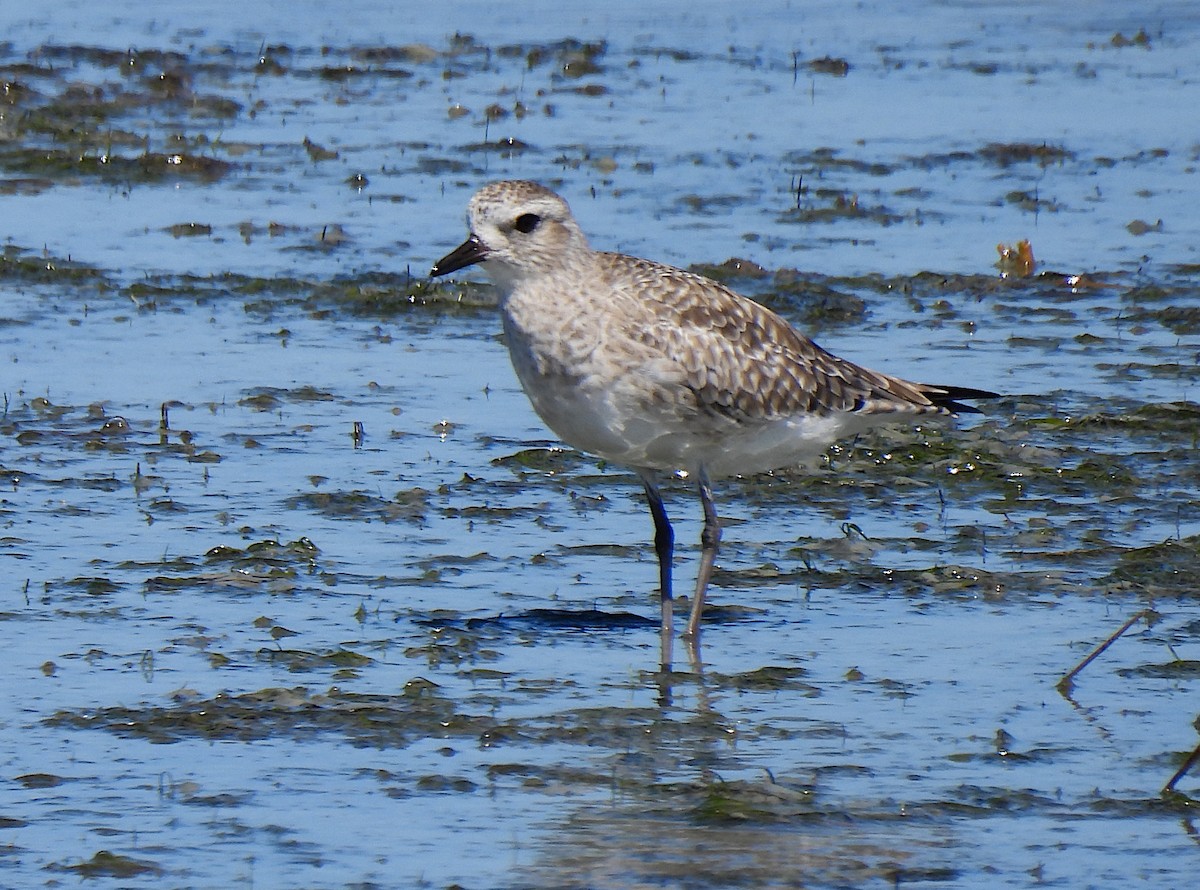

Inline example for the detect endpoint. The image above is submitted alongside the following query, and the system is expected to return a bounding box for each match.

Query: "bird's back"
[593,251,968,421]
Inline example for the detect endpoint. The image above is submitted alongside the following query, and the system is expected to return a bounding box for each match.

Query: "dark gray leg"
[686,466,721,640]
[639,470,674,670]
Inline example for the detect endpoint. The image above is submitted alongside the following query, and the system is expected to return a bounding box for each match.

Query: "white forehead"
[467,180,572,226]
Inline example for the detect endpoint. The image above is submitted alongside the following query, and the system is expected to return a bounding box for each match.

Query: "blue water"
[2,1,1199,887]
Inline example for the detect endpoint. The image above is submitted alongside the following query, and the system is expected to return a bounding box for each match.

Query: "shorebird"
[431,180,996,666]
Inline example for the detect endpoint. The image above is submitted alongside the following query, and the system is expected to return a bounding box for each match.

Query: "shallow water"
[3,1,1200,887]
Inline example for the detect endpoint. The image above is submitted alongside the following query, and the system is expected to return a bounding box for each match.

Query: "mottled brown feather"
[600,252,948,423]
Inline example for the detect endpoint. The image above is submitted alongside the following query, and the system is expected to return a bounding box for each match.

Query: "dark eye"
[513,213,542,234]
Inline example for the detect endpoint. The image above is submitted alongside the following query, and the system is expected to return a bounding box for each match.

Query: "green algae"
[286,488,430,523]
[50,850,163,878]
[0,147,234,182]
[47,684,489,746]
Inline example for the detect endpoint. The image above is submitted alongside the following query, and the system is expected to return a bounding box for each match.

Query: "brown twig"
[1164,738,1200,796]
[1056,609,1155,697]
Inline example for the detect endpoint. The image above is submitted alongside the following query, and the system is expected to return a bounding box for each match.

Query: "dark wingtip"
[925,384,1001,415]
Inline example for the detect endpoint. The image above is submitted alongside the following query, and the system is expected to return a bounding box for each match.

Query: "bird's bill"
[430,234,489,277]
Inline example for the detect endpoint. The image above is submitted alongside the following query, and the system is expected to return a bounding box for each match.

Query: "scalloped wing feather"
[601,253,949,423]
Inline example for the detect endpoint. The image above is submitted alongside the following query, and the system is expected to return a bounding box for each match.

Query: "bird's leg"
[640,471,674,671]
[685,467,721,641]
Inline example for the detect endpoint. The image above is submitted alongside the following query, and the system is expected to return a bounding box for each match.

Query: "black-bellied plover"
[432,180,996,667]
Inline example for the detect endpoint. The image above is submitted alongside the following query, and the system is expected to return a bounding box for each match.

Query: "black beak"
[430,234,489,277]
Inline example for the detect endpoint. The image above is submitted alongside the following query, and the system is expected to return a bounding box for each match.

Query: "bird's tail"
[920,384,1000,415]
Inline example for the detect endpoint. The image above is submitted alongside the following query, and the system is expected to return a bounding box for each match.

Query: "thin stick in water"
[1056,609,1155,696]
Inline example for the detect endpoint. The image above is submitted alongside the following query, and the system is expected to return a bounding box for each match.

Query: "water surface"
[2,1,1199,887]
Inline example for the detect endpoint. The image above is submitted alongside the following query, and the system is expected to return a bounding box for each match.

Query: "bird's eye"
[513,213,542,234]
